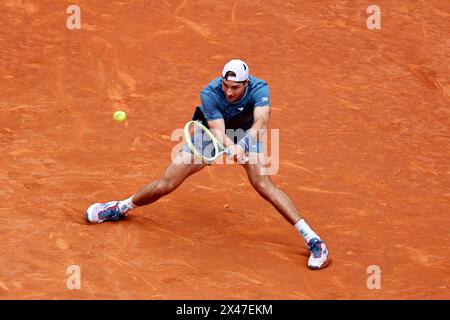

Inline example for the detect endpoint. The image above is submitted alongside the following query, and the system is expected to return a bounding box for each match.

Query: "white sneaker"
[86,201,125,223]
[307,238,329,270]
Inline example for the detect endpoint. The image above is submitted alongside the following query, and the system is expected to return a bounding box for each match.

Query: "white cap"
[221,59,249,82]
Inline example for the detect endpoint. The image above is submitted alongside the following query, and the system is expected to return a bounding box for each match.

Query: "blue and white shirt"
[198,76,270,131]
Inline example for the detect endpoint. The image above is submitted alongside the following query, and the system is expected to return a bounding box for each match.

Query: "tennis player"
[86,59,329,269]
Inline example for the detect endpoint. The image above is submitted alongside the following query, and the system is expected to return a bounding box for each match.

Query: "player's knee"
[251,179,272,196]
[156,179,176,195]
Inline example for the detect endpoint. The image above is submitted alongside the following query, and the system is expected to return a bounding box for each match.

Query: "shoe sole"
[308,257,330,270]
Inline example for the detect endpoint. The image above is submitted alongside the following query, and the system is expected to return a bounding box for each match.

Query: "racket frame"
[183,120,230,163]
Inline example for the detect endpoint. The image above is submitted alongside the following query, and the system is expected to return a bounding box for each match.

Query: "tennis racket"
[183,120,231,163]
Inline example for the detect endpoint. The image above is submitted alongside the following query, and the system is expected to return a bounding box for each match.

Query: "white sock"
[294,219,320,243]
[118,196,137,214]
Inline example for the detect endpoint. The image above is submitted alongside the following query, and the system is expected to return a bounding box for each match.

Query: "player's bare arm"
[249,105,271,137]
[207,118,235,148]
[230,106,271,163]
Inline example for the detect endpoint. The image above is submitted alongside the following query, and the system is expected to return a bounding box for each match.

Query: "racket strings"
[187,122,217,158]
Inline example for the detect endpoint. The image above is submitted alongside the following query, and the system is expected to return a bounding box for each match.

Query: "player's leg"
[243,149,329,269]
[243,154,301,225]
[86,150,207,223]
[132,151,207,206]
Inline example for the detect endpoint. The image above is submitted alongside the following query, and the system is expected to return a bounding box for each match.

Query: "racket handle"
[224,148,232,156]
[223,148,248,163]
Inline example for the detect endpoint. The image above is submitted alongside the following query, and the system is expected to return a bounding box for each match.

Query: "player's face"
[221,79,247,103]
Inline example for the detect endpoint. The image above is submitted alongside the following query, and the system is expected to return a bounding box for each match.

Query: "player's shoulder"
[201,77,222,95]
[248,76,269,98]
[248,76,269,91]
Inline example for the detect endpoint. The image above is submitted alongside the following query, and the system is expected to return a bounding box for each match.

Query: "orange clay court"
[0,0,449,299]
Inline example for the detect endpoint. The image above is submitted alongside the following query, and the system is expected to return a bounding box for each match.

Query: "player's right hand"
[227,144,248,164]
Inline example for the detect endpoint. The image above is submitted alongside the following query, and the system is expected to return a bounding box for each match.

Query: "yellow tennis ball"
[113,110,126,122]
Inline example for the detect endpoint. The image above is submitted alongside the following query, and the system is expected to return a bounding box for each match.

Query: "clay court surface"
[1,0,449,299]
